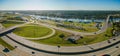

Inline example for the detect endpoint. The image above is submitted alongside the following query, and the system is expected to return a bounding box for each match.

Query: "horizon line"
[0,9,120,11]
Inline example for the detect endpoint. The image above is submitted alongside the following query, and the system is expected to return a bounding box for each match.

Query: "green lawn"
[6,17,23,21]
[78,28,112,44]
[31,30,74,46]
[31,27,112,46]
[68,27,99,32]
[2,14,23,21]
[3,14,19,17]
[0,38,14,50]
[60,22,100,32]
[39,20,57,26]
[63,22,96,27]
[13,25,53,38]
[1,21,24,28]
[40,20,99,32]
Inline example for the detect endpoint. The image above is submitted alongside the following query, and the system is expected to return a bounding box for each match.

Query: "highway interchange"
[0,13,120,56]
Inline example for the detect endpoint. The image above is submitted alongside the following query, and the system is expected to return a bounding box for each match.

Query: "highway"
[0,14,120,56]
[0,22,29,36]
[0,15,112,53]
[1,33,120,56]
[0,15,111,37]
[32,15,111,36]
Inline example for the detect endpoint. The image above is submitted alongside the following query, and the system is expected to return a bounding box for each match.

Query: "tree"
[59,34,65,38]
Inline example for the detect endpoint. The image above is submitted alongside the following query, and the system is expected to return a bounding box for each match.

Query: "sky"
[0,0,120,10]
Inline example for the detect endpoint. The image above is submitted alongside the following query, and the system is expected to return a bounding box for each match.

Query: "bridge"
[0,23,29,37]
[0,14,119,37]
[0,14,120,55]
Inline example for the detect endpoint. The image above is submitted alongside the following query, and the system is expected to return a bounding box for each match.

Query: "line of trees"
[16,10,120,19]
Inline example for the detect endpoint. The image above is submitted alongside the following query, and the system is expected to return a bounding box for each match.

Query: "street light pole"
[57,45,61,56]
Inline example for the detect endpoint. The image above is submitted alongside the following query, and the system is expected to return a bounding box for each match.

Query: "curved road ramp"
[5,32,120,55]
[0,15,120,55]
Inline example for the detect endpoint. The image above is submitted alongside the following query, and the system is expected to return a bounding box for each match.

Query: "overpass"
[0,14,117,37]
[0,14,117,39]
[0,14,120,55]
[0,23,29,37]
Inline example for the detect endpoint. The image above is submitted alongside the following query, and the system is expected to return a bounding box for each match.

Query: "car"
[117,54,120,56]
[102,54,111,56]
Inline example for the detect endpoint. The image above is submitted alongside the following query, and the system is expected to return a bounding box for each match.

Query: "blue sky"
[0,0,120,10]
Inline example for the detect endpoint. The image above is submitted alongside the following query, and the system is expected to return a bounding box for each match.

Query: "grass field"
[39,20,57,26]
[1,21,24,28]
[31,30,73,46]
[77,28,112,45]
[13,25,53,38]
[39,20,99,32]
[68,27,99,32]
[63,21,96,26]
[2,14,23,21]
[60,22,100,32]
[31,27,112,46]
[0,38,14,50]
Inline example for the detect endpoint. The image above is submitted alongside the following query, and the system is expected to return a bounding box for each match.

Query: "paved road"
[0,22,30,36]
[1,15,119,53]
[0,15,111,40]
[0,14,120,56]
[32,15,111,36]
[0,23,32,56]
[6,32,120,53]
[0,45,7,56]
[1,32,120,56]
[0,17,56,40]
[1,24,120,56]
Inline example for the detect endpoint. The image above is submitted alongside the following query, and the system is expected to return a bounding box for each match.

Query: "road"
[0,15,112,53]
[1,33,120,56]
[0,18,56,40]
[0,15,119,52]
[0,14,120,56]
[32,15,111,36]
[0,22,32,56]
[0,15,112,39]
[0,22,29,36]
